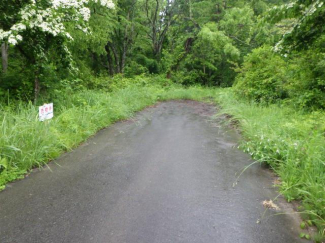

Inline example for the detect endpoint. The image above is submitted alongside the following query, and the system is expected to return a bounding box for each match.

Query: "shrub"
[124,61,148,77]
[234,45,288,103]
[285,49,325,110]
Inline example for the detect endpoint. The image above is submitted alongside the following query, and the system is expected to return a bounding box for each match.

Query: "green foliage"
[179,22,240,86]
[234,45,288,103]
[299,233,311,240]
[0,0,300,97]
[124,61,148,77]
[218,6,255,49]
[285,45,325,109]
[266,0,325,52]
[135,54,159,74]
[234,42,325,109]
[104,74,149,91]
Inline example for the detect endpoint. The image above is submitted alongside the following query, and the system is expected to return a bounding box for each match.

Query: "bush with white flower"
[0,0,114,101]
[0,0,114,46]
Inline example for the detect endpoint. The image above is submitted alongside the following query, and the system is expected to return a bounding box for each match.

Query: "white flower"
[2,0,115,50]
[66,33,73,40]
[98,0,115,8]
[0,29,11,40]
[16,35,23,41]
[11,23,26,31]
[8,37,18,45]
[80,7,91,21]
[36,14,43,22]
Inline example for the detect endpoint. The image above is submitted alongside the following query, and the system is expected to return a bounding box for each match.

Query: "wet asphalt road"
[0,101,305,243]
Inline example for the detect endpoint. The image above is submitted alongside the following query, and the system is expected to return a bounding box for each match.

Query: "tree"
[105,0,140,74]
[0,0,114,102]
[0,0,30,74]
[184,22,240,85]
[143,0,177,60]
[267,0,325,52]
[164,1,259,85]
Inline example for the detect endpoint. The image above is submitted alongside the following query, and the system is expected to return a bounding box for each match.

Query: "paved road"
[0,101,305,243]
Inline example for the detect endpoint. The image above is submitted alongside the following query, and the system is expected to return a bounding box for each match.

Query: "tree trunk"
[121,47,127,73]
[108,43,120,73]
[120,11,131,74]
[34,70,40,105]
[169,37,194,74]
[105,45,114,76]
[223,0,227,9]
[1,43,8,74]
[166,71,171,79]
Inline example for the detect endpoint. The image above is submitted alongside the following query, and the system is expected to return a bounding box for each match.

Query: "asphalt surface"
[0,101,305,243]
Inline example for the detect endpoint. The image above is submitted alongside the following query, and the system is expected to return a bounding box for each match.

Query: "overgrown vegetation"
[1,0,325,240]
[0,81,215,189]
[216,89,325,239]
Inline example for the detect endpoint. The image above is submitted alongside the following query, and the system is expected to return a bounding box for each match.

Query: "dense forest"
[1,0,324,108]
[1,0,325,241]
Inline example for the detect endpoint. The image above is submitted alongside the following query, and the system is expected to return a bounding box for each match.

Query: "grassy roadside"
[0,84,215,189]
[215,88,325,240]
[0,83,324,239]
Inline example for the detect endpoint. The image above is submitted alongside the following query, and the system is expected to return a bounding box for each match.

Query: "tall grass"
[215,88,325,238]
[0,85,215,188]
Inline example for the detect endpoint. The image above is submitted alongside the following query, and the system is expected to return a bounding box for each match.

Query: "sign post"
[39,103,54,121]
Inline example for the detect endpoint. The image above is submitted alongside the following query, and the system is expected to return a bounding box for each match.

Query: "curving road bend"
[0,101,306,243]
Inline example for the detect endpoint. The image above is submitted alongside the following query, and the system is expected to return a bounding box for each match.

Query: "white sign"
[39,103,54,121]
